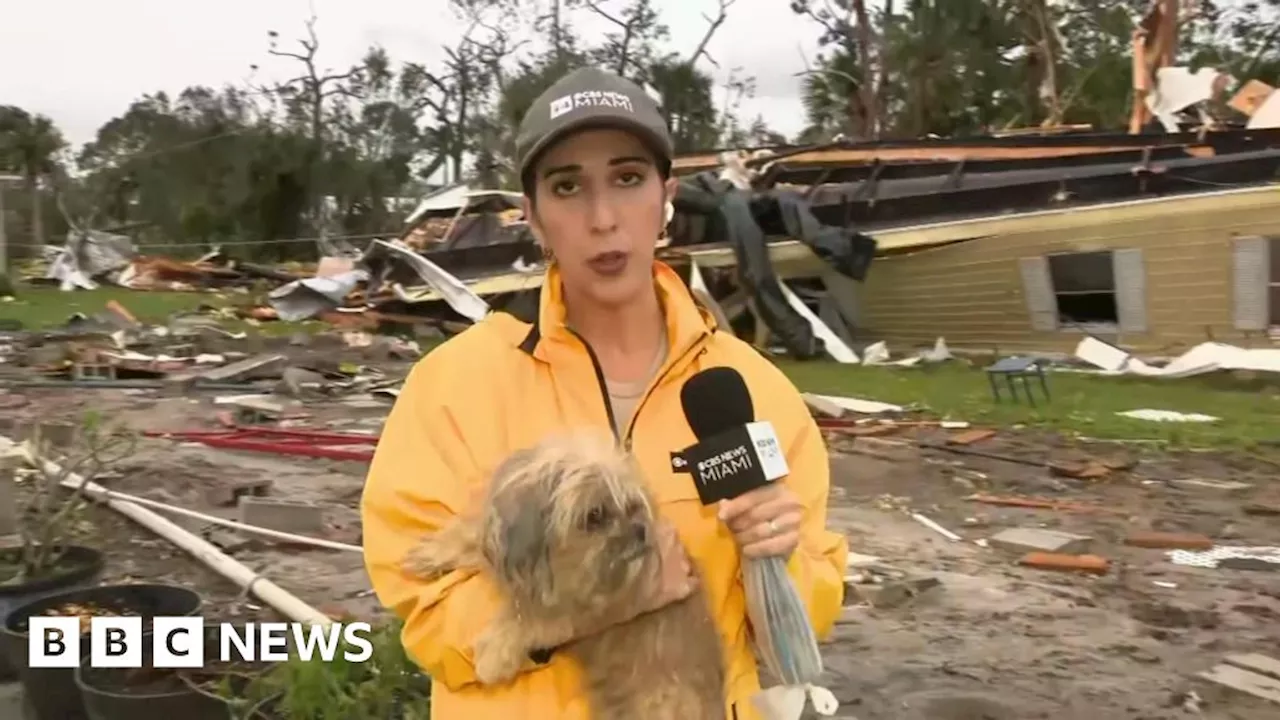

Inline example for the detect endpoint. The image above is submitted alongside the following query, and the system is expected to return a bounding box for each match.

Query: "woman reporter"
[361,67,847,719]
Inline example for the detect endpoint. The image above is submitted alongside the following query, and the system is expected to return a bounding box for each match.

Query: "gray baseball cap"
[516,67,673,190]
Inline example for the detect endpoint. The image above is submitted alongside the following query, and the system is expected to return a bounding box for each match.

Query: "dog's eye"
[583,506,610,530]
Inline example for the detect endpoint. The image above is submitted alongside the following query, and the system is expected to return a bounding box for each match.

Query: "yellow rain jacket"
[362,261,848,719]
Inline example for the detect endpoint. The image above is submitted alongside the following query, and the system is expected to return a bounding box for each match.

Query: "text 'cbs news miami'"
[28,617,373,668]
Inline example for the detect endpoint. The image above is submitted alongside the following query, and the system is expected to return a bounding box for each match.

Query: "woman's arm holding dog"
[361,357,507,692]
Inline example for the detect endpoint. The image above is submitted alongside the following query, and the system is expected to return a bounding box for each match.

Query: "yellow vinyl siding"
[855,185,1280,354]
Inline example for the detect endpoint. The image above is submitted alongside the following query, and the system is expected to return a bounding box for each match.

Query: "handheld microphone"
[672,367,789,505]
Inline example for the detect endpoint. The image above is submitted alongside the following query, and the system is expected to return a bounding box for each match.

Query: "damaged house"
[849,182,1280,354]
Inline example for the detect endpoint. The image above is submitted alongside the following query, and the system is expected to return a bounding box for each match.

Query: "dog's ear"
[484,496,555,605]
[482,447,563,607]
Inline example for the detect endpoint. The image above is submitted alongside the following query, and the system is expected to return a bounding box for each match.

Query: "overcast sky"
[0,0,822,150]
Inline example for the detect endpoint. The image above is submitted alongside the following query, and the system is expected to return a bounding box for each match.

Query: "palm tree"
[0,106,67,247]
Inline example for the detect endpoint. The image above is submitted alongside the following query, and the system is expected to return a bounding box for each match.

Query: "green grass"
[778,360,1280,449]
[0,284,324,337]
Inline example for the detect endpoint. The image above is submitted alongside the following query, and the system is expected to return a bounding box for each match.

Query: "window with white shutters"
[1021,249,1150,333]
[1232,236,1270,331]
[1271,237,1280,328]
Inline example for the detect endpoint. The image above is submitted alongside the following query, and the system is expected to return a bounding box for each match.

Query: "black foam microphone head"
[680,366,755,440]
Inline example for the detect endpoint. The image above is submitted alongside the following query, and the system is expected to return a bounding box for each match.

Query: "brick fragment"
[1019,552,1109,574]
[1124,531,1214,550]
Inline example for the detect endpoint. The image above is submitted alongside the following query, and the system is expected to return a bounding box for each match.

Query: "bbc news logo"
[28,617,374,668]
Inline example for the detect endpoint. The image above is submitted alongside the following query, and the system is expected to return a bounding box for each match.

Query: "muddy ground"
[3,372,1278,720]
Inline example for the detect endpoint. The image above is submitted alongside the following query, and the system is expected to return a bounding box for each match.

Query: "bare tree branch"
[688,0,736,68]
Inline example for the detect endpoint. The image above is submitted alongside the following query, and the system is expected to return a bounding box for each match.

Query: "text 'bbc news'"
[28,618,373,668]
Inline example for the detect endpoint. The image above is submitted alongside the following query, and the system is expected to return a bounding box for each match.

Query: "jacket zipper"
[568,329,709,449]
[622,335,708,450]
[567,328,621,442]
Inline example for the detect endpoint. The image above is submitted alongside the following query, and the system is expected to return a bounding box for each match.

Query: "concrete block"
[989,527,1091,555]
[29,422,76,450]
[851,576,942,609]
[205,477,273,508]
[238,497,325,535]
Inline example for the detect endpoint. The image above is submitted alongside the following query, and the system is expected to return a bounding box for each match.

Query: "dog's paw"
[473,627,527,686]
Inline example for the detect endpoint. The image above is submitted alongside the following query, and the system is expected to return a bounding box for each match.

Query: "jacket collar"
[517,260,716,361]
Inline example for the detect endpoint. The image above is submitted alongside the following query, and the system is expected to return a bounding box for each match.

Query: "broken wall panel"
[851,184,1280,354]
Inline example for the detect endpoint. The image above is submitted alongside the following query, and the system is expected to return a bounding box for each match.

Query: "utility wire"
[4,231,388,250]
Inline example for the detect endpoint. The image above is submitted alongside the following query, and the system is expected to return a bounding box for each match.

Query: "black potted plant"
[0,416,204,720]
[233,620,431,720]
[76,624,264,720]
[5,582,204,720]
[0,419,122,679]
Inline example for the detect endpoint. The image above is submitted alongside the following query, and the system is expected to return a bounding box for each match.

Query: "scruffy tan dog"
[403,432,726,719]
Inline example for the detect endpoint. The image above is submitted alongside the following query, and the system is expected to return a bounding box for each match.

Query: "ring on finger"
[767,519,778,536]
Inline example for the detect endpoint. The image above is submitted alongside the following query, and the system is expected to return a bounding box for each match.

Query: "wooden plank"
[1197,663,1280,706]
[199,354,286,383]
[1224,654,1280,681]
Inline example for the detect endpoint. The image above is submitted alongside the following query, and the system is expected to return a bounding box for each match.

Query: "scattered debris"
[1197,653,1280,708]
[1125,531,1214,550]
[145,427,378,462]
[803,393,904,416]
[946,428,996,445]
[1168,546,1280,571]
[989,528,1092,555]
[238,497,327,536]
[967,494,1125,515]
[1243,501,1280,517]
[851,575,943,610]
[1075,336,1280,378]
[1168,478,1252,492]
[910,512,962,542]
[1117,409,1219,423]
[1019,552,1110,575]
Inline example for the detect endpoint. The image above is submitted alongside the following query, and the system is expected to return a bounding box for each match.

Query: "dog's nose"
[632,522,648,544]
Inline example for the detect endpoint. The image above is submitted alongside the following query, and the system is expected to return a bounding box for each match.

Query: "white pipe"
[11,440,333,627]
[910,512,962,542]
[84,486,361,554]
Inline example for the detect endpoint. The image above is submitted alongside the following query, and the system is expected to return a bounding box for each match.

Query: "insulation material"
[1145,66,1229,132]
[1167,546,1280,570]
[1117,409,1218,422]
[1074,336,1280,378]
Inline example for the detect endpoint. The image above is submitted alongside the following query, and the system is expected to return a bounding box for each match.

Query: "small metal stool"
[985,356,1049,406]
